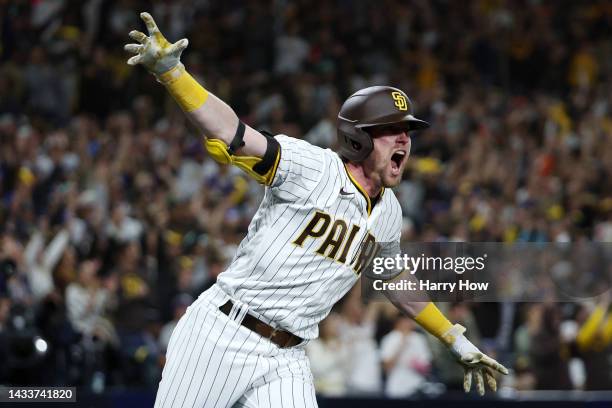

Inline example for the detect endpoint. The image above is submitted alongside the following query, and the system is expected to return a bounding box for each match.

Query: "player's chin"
[378,160,404,188]
[383,168,403,187]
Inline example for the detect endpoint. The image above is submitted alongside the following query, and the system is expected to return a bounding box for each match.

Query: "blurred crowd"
[0,0,610,396]
[310,286,611,397]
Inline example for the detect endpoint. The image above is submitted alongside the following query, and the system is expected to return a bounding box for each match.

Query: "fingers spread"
[475,369,485,396]
[124,44,142,54]
[168,38,189,55]
[463,369,473,393]
[129,30,148,44]
[127,55,142,66]
[140,12,159,35]
[485,368,497,392]
[481,354,509,375]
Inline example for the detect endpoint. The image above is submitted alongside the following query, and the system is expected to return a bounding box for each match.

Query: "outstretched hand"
[458,348,508,395]
[444,324,508,395]
[124,12,188,76]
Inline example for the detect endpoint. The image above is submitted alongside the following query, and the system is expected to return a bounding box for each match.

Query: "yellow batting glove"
[124,12,188,76]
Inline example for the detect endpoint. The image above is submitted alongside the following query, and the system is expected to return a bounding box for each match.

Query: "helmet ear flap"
[337,122,373,162]
[353,128,373,160]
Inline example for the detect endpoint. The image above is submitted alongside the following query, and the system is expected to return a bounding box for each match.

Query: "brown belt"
[219,300,302,348]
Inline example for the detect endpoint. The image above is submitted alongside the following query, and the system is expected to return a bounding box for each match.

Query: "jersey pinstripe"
[216,135,403,340]
[155,285,318,408]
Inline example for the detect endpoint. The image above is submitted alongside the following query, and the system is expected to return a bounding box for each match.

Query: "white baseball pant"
[154,284,318,408]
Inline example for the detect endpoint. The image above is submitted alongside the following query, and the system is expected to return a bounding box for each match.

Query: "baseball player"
[124,12,508,408]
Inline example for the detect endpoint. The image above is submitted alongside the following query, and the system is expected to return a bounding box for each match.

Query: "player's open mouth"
[390,150,406,175]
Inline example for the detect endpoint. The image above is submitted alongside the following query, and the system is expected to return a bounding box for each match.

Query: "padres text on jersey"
[217,135,403,339]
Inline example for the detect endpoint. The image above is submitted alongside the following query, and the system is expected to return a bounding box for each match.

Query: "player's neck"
[345,162,382,198]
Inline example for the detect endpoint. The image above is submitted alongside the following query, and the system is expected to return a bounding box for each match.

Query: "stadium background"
[0,0,610,406]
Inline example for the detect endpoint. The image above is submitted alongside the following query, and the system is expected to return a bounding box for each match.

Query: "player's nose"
[396,131,410,144]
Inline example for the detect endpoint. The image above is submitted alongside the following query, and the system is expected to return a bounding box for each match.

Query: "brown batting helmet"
[337,86,429,162]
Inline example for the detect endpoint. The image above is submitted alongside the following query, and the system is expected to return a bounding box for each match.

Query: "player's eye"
[369,125,407,137]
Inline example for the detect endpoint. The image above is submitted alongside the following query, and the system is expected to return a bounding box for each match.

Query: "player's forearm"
[157,64,237,143]
[157,64,266,157]
[382,273,432,319]
[385,289,430,319]
[383,281,453,343]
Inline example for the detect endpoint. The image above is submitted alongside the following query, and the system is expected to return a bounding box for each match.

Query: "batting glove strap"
[156,63,186,84]
[441,323,467,348]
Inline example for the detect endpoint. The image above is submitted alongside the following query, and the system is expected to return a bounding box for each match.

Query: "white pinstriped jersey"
[216,135,403,340]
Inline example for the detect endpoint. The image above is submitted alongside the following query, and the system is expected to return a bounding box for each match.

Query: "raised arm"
[124,12,278,185]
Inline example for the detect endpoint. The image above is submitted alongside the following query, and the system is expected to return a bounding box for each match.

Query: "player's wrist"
[444,326,480,358]
[155,63,186,84]
[414,302,454,340]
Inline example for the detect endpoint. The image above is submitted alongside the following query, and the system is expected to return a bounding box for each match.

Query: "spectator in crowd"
[337,286,383,395]
[381,315,432,397]
[23,225,69,302]
[65,258,116,345]
[0,0,609,394]
[306,313,350,397]
[575,295,612,390]
[513,304,542,390]
[525,304,572,390]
